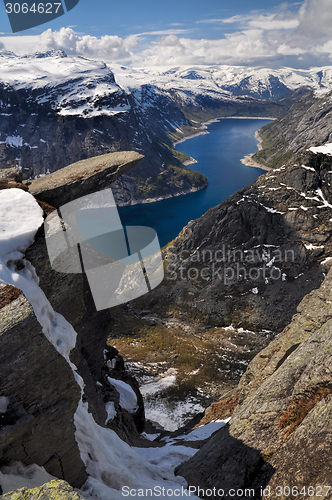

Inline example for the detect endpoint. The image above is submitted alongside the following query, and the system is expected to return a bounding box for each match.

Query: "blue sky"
[0,0,295,38]
[1,0,332,69]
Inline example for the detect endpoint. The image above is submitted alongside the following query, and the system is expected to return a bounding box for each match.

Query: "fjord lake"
[118,118,271,247]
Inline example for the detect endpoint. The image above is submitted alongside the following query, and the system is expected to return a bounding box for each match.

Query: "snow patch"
[304,243,324,250]
[171,419,230,442]
[141,432,161,441]
[105,402,117,424]
[107,377,138,413]
[0,463,55,494]
[0,135,23,148]
[301,164,315,172]
[144,397,205,432]
[0,189,44,262]
[321,257,332,265]
[140,369,177,397]
[132,445,196,482]
[309,143,332,156]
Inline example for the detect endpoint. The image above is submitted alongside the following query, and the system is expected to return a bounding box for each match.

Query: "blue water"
[119,119,271,247]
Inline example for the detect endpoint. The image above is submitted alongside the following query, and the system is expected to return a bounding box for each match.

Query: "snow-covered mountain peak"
[112,63,332,101]
[22,49,68,59]
[0,52,130,118]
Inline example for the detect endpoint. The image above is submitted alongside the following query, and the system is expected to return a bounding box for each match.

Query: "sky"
[0,0,332,68]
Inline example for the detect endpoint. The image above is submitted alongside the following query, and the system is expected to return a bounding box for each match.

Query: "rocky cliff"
[253,88,332,168]
[27,150,143,207]
[115,131,332,417]
[0,51,209,206]
[176,262,332,499]
[0,156,147,493]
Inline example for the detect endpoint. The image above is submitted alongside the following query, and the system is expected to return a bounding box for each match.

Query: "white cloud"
[39,28,137,60]
[248,14,300,30]
[131,30,279,67]
[132,0,332,67]
[219,15,255,25]
[123,35,139,49]
[1,0,332,68]
[133,29,190,36]
[0,28,138,61]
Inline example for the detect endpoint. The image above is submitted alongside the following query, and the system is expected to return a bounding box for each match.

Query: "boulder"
[1,479,85,499]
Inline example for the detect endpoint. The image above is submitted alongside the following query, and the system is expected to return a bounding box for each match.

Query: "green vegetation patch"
[109,307,234,392]
[252,120,295,169]
[161,141,193,164]
[1,480,85,500]
[136,164,207,199]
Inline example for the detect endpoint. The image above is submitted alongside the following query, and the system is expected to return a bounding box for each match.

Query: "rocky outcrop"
[194,388,239,426]
[27,151,143,207]
[0,294,86,488]
[1,480,85,499]
[0,167,27,192]
[176,265,332,498]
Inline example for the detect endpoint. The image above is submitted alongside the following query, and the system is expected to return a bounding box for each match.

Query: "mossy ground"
[108,306,237,398]
[1,480,84,499]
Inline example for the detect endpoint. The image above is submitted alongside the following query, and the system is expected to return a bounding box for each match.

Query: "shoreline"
[182,157,198,166]
[116,180,208,207]
[174,116,272,172]
[172,115,274,148]
[117,118,271,207]
[240,130,271,171]
[240,154,271,171]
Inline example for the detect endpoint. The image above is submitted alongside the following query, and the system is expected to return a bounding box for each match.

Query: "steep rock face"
[24,176,147,443]
[27,151,143,207]
[253,88,332,168]
[176,267,332,498]
[145,150,332,335]
[0,154,147,490]
[0,295,86,488]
